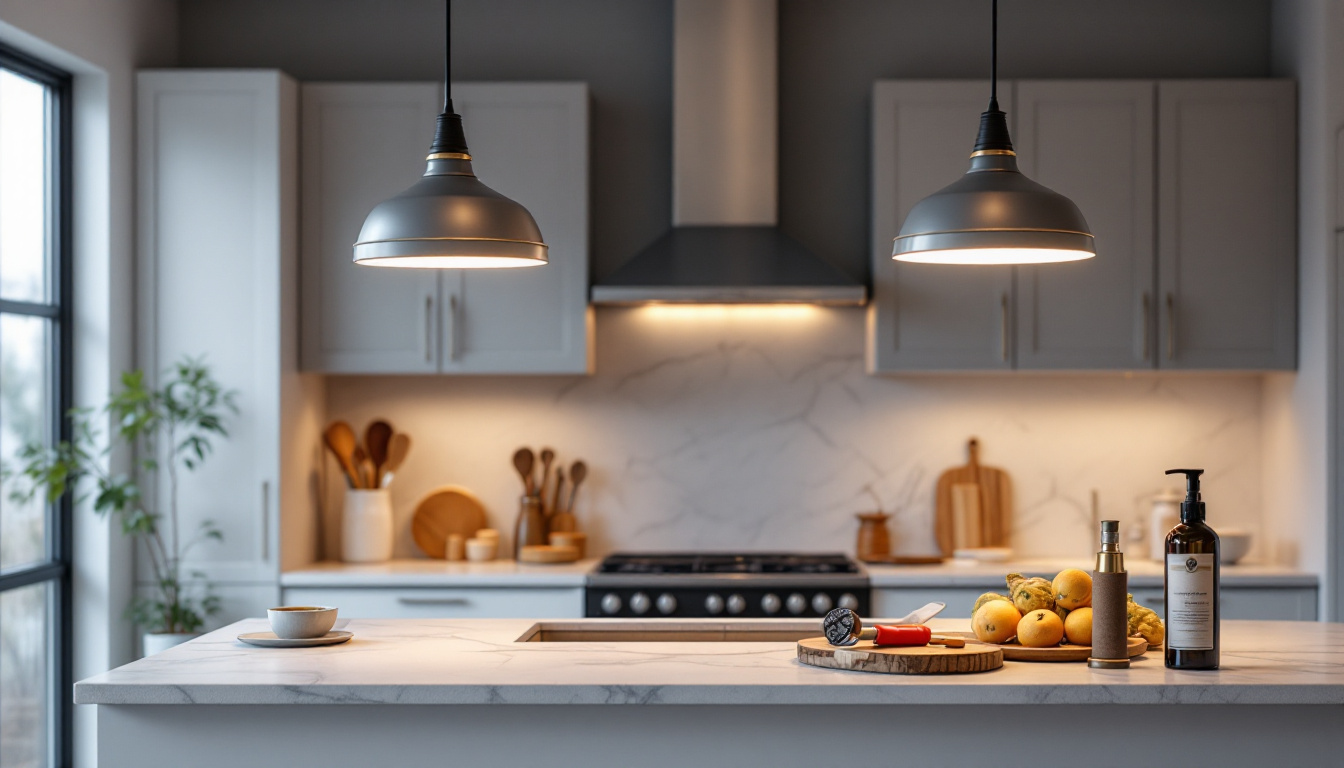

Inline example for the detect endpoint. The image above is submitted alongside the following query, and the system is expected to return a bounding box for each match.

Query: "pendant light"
[892,0,1094,265]
[354,0,547,268]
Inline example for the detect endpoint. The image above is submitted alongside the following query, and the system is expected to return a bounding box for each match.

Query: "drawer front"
[283,587,584,619]
[1134,587,1318,622]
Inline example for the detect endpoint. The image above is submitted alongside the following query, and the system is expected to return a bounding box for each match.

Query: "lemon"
[973,600,1022,644]
[1052,568,1093,610]
[1017,608,1065,647]
[1064,606,1093,645]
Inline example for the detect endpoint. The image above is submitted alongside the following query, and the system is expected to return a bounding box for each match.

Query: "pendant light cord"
[989,0,997,111]
[444,0,452,110]
[429,0,469,155]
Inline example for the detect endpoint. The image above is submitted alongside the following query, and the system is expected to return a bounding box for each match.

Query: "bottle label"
[1166,553,1216,650]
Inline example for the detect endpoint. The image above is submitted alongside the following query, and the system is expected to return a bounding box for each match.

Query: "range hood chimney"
[591,0,866,305]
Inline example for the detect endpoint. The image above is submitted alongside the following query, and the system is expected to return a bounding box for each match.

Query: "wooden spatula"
[382,433,411,486]
[512,448,536,496]
[364,420,393,487]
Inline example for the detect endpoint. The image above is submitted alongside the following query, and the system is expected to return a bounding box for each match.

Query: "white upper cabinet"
[870,78,1296,373]
[1157,80,1296,370]
[138,71,323,584]
[300,82,592,375]
[300,84,441,373]
[869,81,1014,372]
[1015,81,1155,369]
[441,84,592,374]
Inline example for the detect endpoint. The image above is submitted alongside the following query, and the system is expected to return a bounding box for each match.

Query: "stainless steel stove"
[585,552,871,618]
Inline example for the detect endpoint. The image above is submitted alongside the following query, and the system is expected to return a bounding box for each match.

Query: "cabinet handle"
[446,294,459,362]
[423,295,434,363]
[397,596,471,607]
[1141,292,1151,361]
[999,292,1010,362]
[1165,293,1176,360]
[260,480,270,561]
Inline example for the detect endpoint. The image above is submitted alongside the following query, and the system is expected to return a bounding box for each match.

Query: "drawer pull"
[397,597,471,607]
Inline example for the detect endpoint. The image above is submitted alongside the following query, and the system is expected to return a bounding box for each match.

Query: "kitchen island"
[78,618,1343,767]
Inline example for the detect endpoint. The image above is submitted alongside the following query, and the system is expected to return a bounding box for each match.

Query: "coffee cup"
[267,606,338,639]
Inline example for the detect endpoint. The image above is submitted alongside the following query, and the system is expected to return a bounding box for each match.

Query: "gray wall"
[178,0,1273,282]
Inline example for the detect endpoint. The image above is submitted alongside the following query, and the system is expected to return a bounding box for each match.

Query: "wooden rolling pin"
[823,608,965,648]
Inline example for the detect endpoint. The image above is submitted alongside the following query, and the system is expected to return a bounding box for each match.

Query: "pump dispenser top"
[1165,468,1205,521]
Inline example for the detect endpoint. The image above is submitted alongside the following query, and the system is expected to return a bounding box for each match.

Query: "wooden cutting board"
[934,438,1012,556]
[953,633,1149,662]
[411,486,488,559]
[797,637,1002,675]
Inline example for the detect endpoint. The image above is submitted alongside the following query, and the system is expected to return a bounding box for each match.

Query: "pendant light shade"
[892,1,1094,266]
[354,1,547,269]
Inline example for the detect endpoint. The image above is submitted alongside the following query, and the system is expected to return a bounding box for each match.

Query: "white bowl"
[267,606,338,639]
[1219,531,1252,565]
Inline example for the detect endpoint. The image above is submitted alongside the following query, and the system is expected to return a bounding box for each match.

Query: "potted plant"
[4,358,236,655]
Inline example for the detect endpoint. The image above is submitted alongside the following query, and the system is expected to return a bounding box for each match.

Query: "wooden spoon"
[549,466,565,520]
[512,448,536,496]
[539,448,556,512]
[382,433,411,486]
[551,460,587,533]
[323,421,360,489]
[352,444,370,489]
[364,420,393,487]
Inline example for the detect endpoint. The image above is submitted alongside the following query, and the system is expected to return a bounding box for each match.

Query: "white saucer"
[238,630,353,648]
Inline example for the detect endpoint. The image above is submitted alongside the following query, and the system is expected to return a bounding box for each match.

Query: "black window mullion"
[0,40,73,768]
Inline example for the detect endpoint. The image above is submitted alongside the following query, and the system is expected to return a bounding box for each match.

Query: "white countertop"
[281,559,599,588]
[865,559,1319,588]
[75,618,1344,706]
[281,557,1317,590]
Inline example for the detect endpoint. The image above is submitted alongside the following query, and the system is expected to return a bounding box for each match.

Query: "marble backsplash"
[323,306,1265,563]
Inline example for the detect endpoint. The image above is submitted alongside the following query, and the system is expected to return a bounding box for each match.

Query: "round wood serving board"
[797,637,1002,675]
[411,486,488,559]
[952,633,1149,662]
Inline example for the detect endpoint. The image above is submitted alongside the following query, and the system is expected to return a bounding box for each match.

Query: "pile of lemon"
[971,569,1095,647]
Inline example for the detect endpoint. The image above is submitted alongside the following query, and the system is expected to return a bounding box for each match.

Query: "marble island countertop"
[76,618,1344,707]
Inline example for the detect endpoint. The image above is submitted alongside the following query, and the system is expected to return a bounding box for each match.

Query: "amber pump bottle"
[1088,520,1129,669]
[1164,468,1220,669]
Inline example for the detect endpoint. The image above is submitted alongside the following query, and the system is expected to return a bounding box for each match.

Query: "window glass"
[0,69,50,304]
[0,313,50,571]
[0,580,51,768]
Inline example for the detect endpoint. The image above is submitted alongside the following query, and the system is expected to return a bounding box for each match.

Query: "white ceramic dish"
[267,605,338,639]
[238,630,353,648]
[1219,530,1252,564]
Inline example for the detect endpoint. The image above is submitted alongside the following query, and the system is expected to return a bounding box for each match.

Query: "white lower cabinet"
[877,586,1318,621]
[283,587,584,619]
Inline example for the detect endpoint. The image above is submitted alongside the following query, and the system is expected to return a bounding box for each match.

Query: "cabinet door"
[870,81,1014,371]
[1015,82,1156,369]
[1157,81,1296,369]
[440,83,592,374]
[137,71,295,583]
[300,84,440,373]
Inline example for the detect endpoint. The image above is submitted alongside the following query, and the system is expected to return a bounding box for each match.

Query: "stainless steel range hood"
[591,0,866,306]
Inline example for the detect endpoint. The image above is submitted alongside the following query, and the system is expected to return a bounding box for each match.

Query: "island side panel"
[99,704,1342,768]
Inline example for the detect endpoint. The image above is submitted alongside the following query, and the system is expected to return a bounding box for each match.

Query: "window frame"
[0,41,74,768]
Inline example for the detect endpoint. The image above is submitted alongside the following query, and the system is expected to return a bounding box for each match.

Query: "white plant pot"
[142,632,198,657]
[342,488,394,563]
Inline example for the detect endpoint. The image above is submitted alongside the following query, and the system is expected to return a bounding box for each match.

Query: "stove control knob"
[656,593,678,615]
[761,593,782,614]
[838,593,860,611]
[727,594,747,615]
[704,594,725,615]
[811,593,833,614]
[600,593,622,615]
[786,593,807,615]
[629,592,652,615]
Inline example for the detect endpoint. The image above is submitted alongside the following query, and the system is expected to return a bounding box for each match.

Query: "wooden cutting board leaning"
[796,636,1002,675]
[411,486,488,559]
[934,437,1012,556]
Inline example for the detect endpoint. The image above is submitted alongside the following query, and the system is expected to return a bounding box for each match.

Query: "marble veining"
[76,618,1344,706]
[325,308,1271,561]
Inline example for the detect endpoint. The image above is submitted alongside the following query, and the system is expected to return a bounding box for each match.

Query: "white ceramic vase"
[142,632,198,657]
[342,488,394,562]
